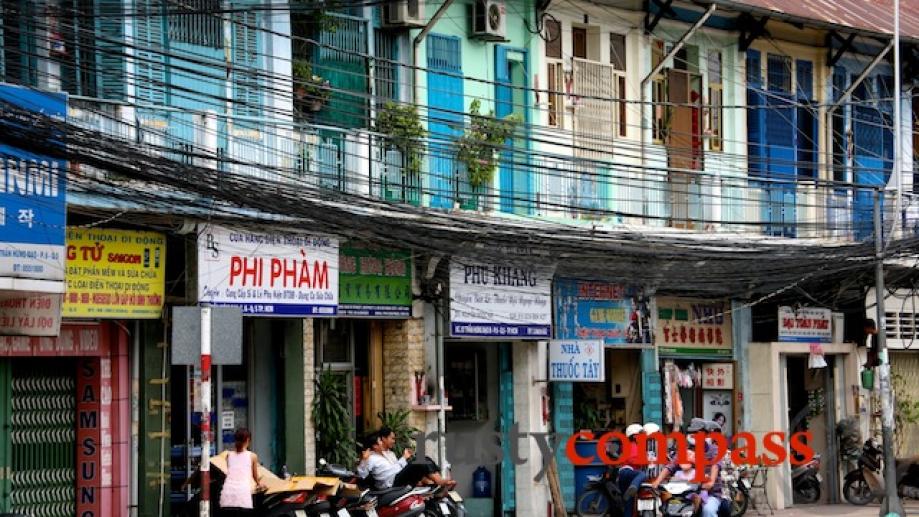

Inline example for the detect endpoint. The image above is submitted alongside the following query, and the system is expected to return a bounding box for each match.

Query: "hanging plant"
[293,59,331,111]
[455,99,522,189]
[375,101,425,178]
[311,368,357,466]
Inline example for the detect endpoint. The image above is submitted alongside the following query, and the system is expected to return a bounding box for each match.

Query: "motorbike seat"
[371,485,412,506]
[664,482,698,496]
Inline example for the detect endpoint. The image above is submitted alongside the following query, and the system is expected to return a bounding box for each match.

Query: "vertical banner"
[76,358,102,517]
[0,85,67,283]
[197,225,339,316]
[448,257,553,338]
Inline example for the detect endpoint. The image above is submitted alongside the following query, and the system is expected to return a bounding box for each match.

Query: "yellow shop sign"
[63,228,166,318]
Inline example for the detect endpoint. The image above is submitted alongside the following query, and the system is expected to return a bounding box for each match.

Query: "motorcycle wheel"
[843,474,874,505]
[794,479,821,504]
[731,490,749,517]
[577,489,611,517]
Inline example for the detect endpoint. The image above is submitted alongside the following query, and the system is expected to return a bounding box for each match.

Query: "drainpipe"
[411,0,457,105]
[639,4,716,220]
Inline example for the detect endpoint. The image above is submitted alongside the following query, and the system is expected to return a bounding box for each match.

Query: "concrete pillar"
[303,319,316,474]
[512,341,550,516]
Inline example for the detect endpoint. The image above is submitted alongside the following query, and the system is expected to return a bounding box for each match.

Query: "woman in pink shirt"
[219,428,263,516]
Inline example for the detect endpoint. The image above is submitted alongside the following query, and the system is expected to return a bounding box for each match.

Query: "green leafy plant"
[893,373,919,452]
[455,99,522,189]
[312,368,356,466]
[575,399,603,431]
[293,59,331,108]
[375,101,425,178]
[377,409,422,454]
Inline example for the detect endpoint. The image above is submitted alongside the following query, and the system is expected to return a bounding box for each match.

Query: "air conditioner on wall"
[383,0,425,27]
[472,0,507,40]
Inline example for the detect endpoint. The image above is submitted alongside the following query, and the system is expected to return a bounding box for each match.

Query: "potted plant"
[375,101,425,181]
[455,99,522,191]
[376,409,422,453]
[311,367,356,465]
[293,59,331,112]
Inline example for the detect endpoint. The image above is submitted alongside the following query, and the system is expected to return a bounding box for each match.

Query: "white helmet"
[625,423,644,437]
[643,422,661,435]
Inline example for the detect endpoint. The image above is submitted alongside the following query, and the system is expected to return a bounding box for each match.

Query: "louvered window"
[232,9,261,121]
[373,29,399,101]
[169,0,222,48]
[767,54,791,93]
[133,0,167,104]
[1,0,37,86]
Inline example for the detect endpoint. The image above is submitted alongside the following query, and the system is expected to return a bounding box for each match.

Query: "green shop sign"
[339,245,412,318]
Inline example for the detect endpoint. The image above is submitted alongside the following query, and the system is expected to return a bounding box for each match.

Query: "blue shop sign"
[554,278,651,345]
[0,84,67,281]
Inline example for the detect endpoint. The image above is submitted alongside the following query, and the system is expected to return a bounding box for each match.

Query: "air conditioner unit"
[383,0,425,28]
[472,0,507,40]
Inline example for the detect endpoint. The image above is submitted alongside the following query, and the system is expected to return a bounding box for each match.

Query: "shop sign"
[63,228,166,318]
[0,85,67,284]
[197,226,339,316]
[0,292,62,336]
[554,278,651,345]
[656,297,732,356]
[701,362,733,389]
[76,356,112,517]
[702,391,732,436]
[339,244,412,318]
[778,306,831,343]
[448,258,553,338]
[548,340,604,382]
[0,323,107,356]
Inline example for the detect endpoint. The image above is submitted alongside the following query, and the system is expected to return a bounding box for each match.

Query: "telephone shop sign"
[548,340,604,382]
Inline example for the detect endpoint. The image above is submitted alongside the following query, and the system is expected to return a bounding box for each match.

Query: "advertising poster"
[339,244,412,318]
[703,390,733,436]
[449,257,553,338]
[656,297,732,356]
[554,278,651,345]
[197,225,339,316]
[548,340,604,382]
[0,85,67,283]
[63,228,166,318]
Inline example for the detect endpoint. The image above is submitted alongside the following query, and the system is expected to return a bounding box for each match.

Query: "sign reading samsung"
[0,85,67,283]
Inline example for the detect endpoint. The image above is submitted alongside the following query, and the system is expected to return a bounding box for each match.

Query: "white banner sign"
[778,306,832,343]
[548,340,604,382]
[0,292,62,336]
[449,259,553,338]
[197,226,339,316]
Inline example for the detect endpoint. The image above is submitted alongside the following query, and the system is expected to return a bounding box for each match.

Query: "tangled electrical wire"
[3,99,919,300]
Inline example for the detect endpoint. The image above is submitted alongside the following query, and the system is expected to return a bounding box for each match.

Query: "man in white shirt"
[356,433,412,489]
[378,427,455,489]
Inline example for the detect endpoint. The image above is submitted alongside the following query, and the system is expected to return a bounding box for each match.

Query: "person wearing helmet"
[617,423,649,517]
[651,418,723,517]
[642,422,662,478]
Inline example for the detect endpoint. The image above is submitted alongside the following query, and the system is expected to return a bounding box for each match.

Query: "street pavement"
[761,503,919,517]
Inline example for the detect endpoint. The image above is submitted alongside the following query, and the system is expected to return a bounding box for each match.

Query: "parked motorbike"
[719,459,750,517]
[843,437,919,505]
[575,466,624,517]
[317,459,429,517]
[178,464,316,517]
[657,481,706,517]
[791,453,822,504]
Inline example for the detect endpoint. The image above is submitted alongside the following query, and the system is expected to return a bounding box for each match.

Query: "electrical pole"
[200,306,213,517]
[873,190,903,517]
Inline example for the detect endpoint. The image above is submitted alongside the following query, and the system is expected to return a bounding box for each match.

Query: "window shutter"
[133,0,166,104]
[232,7,260,119]
[96,0,125,100]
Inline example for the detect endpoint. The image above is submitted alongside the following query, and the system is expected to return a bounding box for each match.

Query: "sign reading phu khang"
[448,257,553,338]
[0,84,67,284]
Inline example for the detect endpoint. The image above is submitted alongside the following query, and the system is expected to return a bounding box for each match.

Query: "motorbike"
[791,453,821,504]
[317,459,430,517]
[719,458,750,517]
[575,465,624,517]
[843,437,919,505]
[177,463,316,517]
[656,481,706,517]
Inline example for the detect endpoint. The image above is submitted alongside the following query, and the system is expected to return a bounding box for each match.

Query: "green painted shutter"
[553,382,575,510]
[313,14,369,128]
[8,362,76,517]
[641,349,663,424]
[96,0,126,99]
[232,6,260,121]
[133,0,166,104]
[498,346,516,512]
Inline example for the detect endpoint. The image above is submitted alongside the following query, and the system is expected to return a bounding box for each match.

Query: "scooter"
[656,481,707,517]
[575,465,624,517]
[791,453,821,504]
[318,459,428,517]
[843,437,919,505]
[719,458,750,517]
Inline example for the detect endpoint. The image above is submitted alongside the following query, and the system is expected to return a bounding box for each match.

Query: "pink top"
[219,451,254,509]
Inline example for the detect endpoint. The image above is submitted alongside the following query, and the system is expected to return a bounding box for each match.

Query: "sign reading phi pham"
[197,226,339,316]
[449,258,553,338]
[548,340,604,382]
[778,306,832,343]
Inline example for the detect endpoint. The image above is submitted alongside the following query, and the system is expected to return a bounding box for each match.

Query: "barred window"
[169,0,221,48]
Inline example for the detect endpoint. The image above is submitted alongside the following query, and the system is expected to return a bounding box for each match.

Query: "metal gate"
[0,360,76,517]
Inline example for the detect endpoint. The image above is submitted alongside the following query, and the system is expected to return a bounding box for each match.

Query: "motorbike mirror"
[319,458,327,466]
